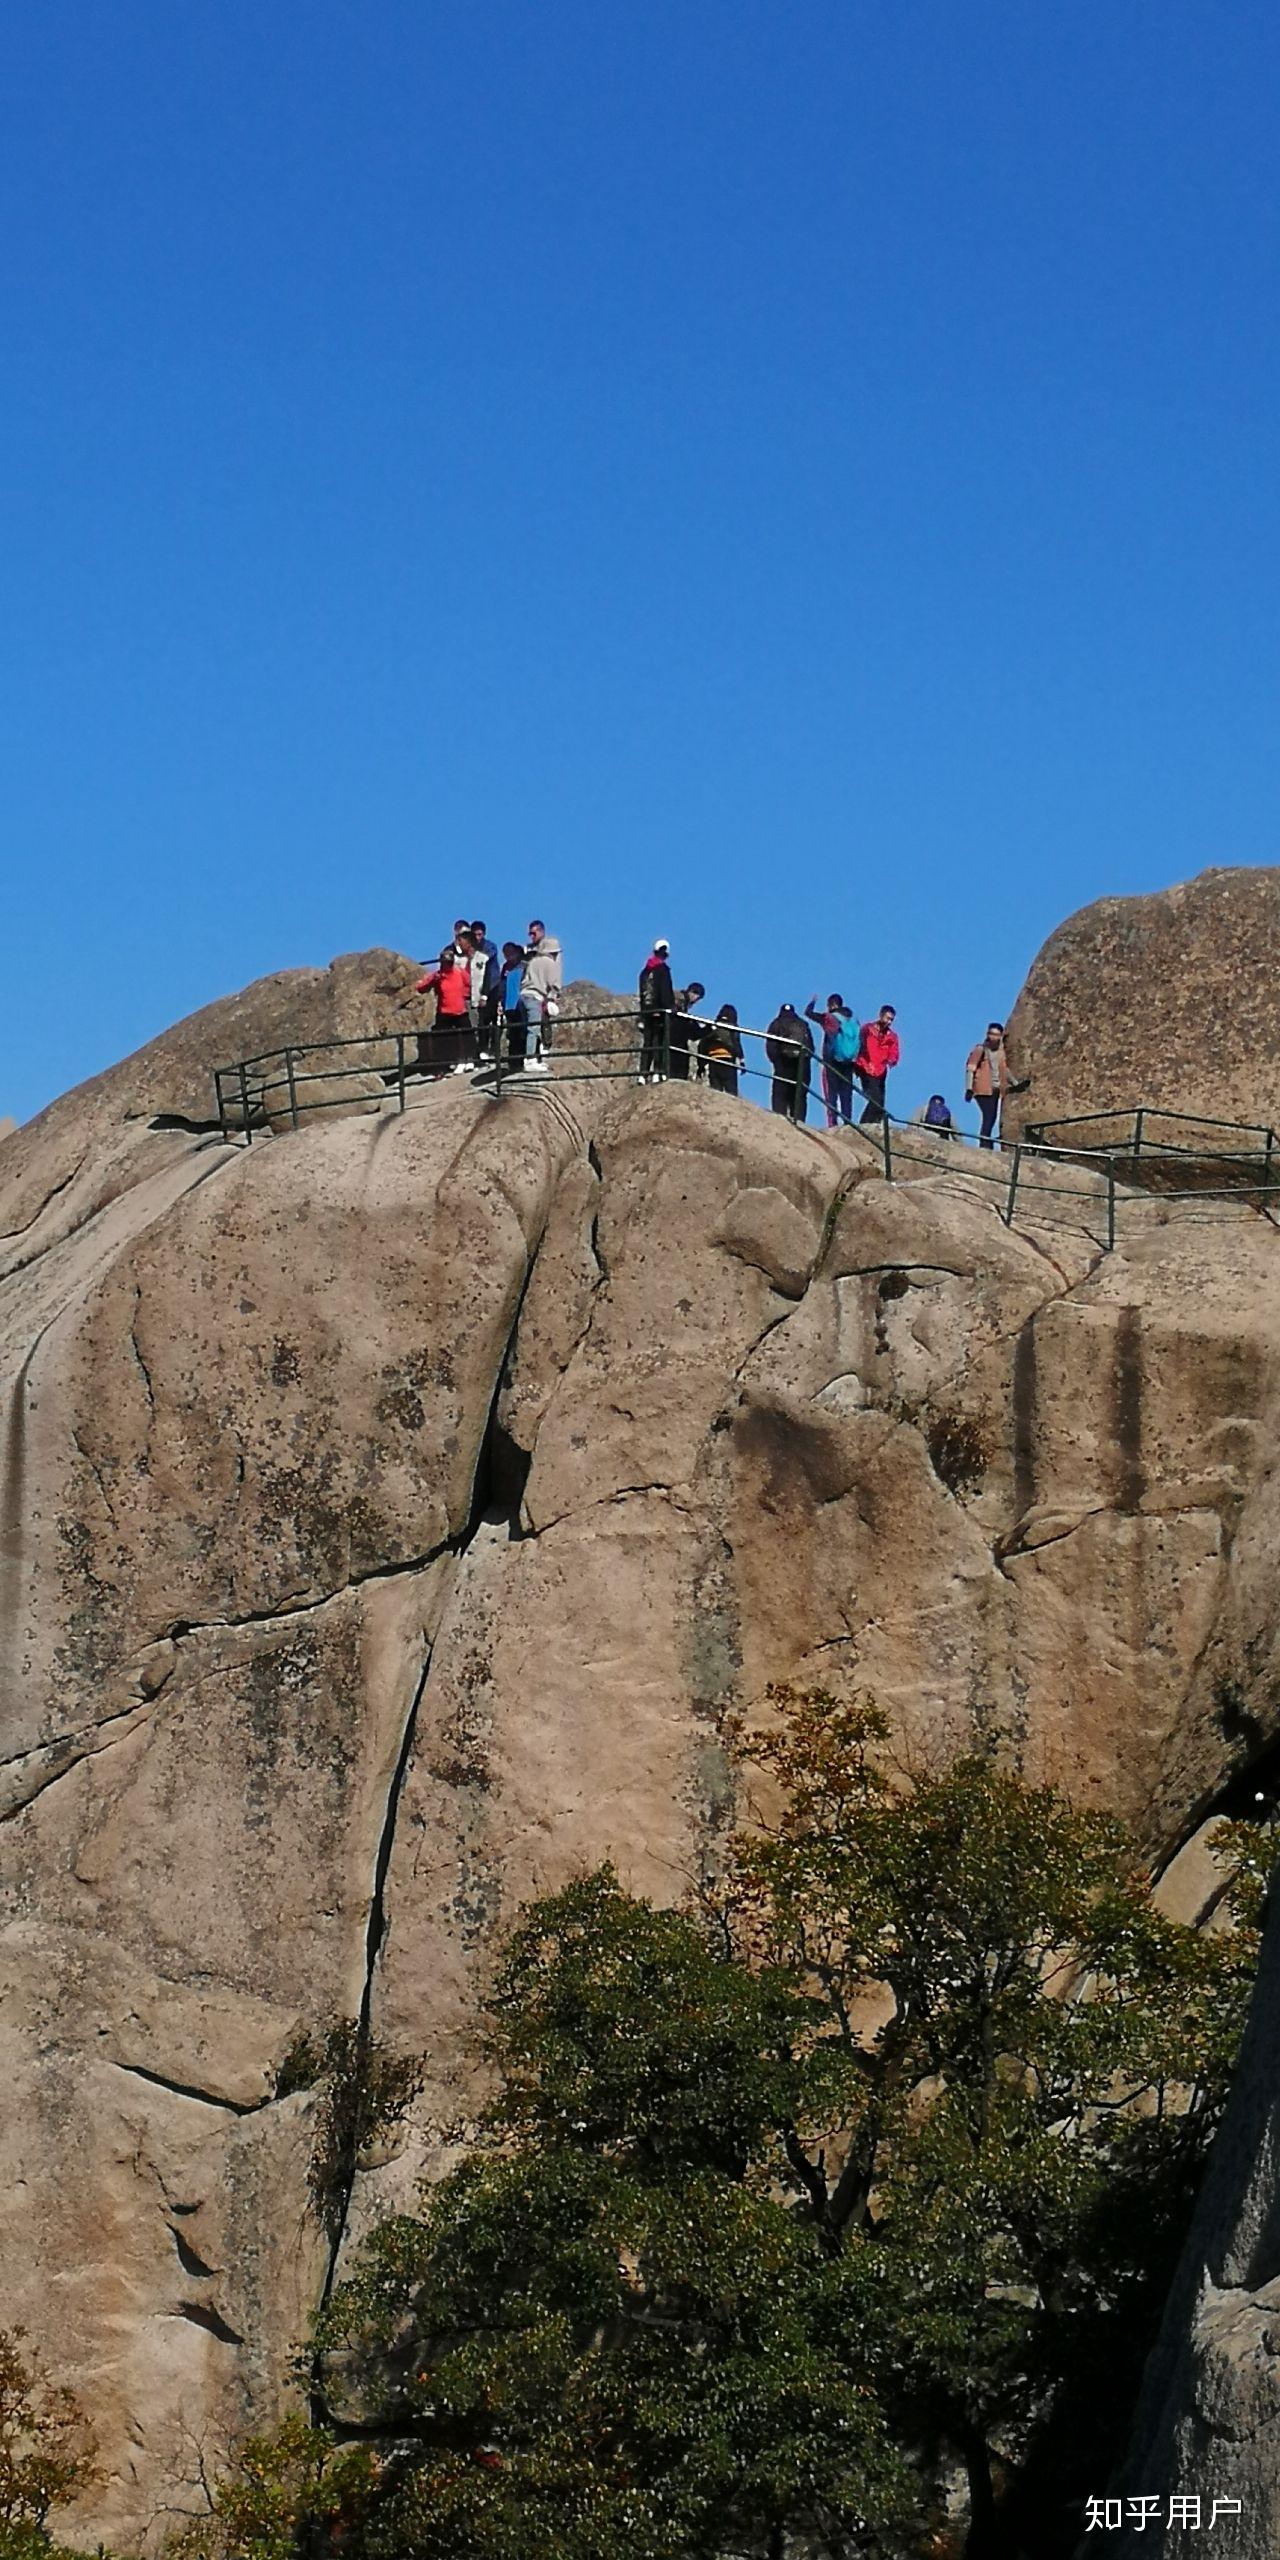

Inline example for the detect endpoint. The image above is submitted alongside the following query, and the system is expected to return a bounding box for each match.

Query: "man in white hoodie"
[520,919,563,1074]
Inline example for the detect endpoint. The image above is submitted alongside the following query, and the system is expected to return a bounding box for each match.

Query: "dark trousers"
[708,1061,738,1096]
[978,1092,1001,1149]
[828,1064,854,1125]
[859,1071,887,1125]
[772,1067,810,1122]
[503,1006,528,1066]
[419,1014,472,1075]
[668,1021,693,1080]
[640,1013,667,1078]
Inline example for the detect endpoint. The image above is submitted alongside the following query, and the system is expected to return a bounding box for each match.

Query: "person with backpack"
[855,1004,900,1125]
[805,994,858,1127]
[766,1003,814,1121]
[965,1021,1027,1149]
[522,919,563,1074]
[912,1094,957,1137]
[638,938,675,1082]
[698,1003,744,1096]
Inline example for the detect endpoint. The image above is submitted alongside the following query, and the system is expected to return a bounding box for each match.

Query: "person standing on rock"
[638,938,676,1082]
[469,919,501,1059]
[500,940,528,1067]
[806,993,857,1128]
[965,1021,1026,1149]
[855,1004,899,1125]
[699,1003,744,1096]
[766,1003,814,1121]
[417,945,474,1075]
[668,982,706,1081]
[521,919,562,1074]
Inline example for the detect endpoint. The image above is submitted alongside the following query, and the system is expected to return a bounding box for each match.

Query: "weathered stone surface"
[0,947,425,1285]
[1004,866,1280,1141]
[1113,1893,1280,2557]
[262,1066,386,1132]
[7,951,1280,2546]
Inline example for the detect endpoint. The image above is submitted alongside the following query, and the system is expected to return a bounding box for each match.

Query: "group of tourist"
[415,918,1026,1144]
[416,916,564,1076]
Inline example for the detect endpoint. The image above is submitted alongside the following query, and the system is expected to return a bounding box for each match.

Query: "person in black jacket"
[766,1003,814,1121]
[699,1003,743,1096]
[638,938,675,1081]
[668,981,706,1080]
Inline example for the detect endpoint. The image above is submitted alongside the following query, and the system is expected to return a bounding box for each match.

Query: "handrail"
[211,1016,1280,1252]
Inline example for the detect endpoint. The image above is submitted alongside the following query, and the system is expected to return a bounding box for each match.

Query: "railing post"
[882,1112,893,1182]
[238,1060,253,1145]
[662,1006,671,1081]
[215,1071,229,1146]
[1265,1126,1274,1209]
[1106,1159,1116,1253]
[494,1014,506,1100]
[285,1047,299,1131]
[1003,1142,1022,1227]
[1133,1107,1144,1164]
[396,1033,406,1114]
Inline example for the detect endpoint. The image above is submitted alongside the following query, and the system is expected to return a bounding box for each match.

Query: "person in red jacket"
[416,945,474,1077]
[855,1004,899,1126]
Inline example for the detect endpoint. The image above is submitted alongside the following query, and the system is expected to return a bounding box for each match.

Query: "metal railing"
[212,1019,1280,1254]
[1023,1107,1277,1194]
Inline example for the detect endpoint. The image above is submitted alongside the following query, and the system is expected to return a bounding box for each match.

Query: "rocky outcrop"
[7,943,1280,2546]
[1111,1886,1280,2557]
[1004,866,1280,1139]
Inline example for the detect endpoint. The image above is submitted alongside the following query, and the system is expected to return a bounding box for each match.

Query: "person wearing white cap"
[638,938,675,1082]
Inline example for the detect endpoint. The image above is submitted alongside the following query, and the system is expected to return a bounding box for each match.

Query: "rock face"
[1113,1893,1280,2558]
[7,935,1280,2547]
[1004,866,1280,1140]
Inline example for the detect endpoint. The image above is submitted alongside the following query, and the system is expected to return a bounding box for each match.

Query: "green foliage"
[170,2417,378,2560]
[319,1873,911,2558]
[195,1692,1278,2560]
[0,2330,96,2560]
[719,1688,1275,2544]
[289,2022,422,2241]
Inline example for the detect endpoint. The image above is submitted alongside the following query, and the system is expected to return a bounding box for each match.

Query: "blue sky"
[3,1,1278,1127]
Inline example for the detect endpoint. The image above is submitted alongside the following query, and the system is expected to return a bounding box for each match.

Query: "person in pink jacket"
[855,1004,899,1125]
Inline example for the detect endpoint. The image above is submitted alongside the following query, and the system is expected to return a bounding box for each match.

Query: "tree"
[0,2329,96,2560]
[171,2416,378,2560]
[190,1689,1273,2560]
[318,1875,913,2559]
[714,1688,1269,2554]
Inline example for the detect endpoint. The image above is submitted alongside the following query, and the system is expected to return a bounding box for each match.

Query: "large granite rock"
[1004,866,1280,1141]
[7,950,1280,2546]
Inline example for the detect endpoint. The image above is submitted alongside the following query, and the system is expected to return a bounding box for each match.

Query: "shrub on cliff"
[0,2329,96,2560]
[186,1695,1272,2560]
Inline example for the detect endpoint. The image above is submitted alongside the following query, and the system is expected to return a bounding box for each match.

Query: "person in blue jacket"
[499,940,528,1066]
[805,993,857,1127]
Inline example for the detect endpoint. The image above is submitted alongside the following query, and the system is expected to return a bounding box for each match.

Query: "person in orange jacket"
[965,1020,1028,1148]
[855,1004,899,1125]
